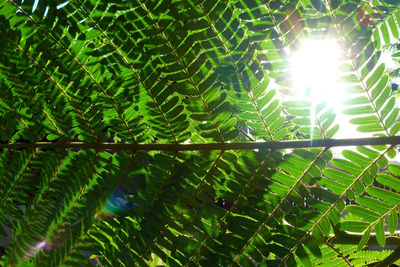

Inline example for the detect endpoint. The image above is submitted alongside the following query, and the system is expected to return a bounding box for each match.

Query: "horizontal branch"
[329,231,400,247]
[1,136,400,151]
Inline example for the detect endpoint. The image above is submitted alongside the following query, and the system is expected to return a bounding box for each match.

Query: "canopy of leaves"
[1,0,400,266]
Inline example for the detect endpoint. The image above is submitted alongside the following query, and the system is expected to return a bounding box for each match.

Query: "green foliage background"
[1,0,400,266]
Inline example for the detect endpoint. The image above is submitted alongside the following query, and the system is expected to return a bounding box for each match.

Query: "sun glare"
[289,38,357,139]
[290,39,344,104]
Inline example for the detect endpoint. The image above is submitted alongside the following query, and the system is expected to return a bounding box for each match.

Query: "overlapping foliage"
[1,0,400,266]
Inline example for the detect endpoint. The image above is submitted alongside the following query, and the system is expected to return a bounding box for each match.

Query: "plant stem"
[328,231,400,246]
[1,136,400,151]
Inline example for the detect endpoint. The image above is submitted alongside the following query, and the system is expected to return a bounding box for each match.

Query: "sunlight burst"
[290,39,344,105]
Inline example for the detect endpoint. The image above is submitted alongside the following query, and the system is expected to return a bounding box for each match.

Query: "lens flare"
[24,240,48,259]
[95,188,134,219]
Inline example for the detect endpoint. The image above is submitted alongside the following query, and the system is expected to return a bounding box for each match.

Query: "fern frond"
[2,0,400,266]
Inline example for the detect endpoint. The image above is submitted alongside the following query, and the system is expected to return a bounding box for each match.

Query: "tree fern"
[2,0,400,266]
